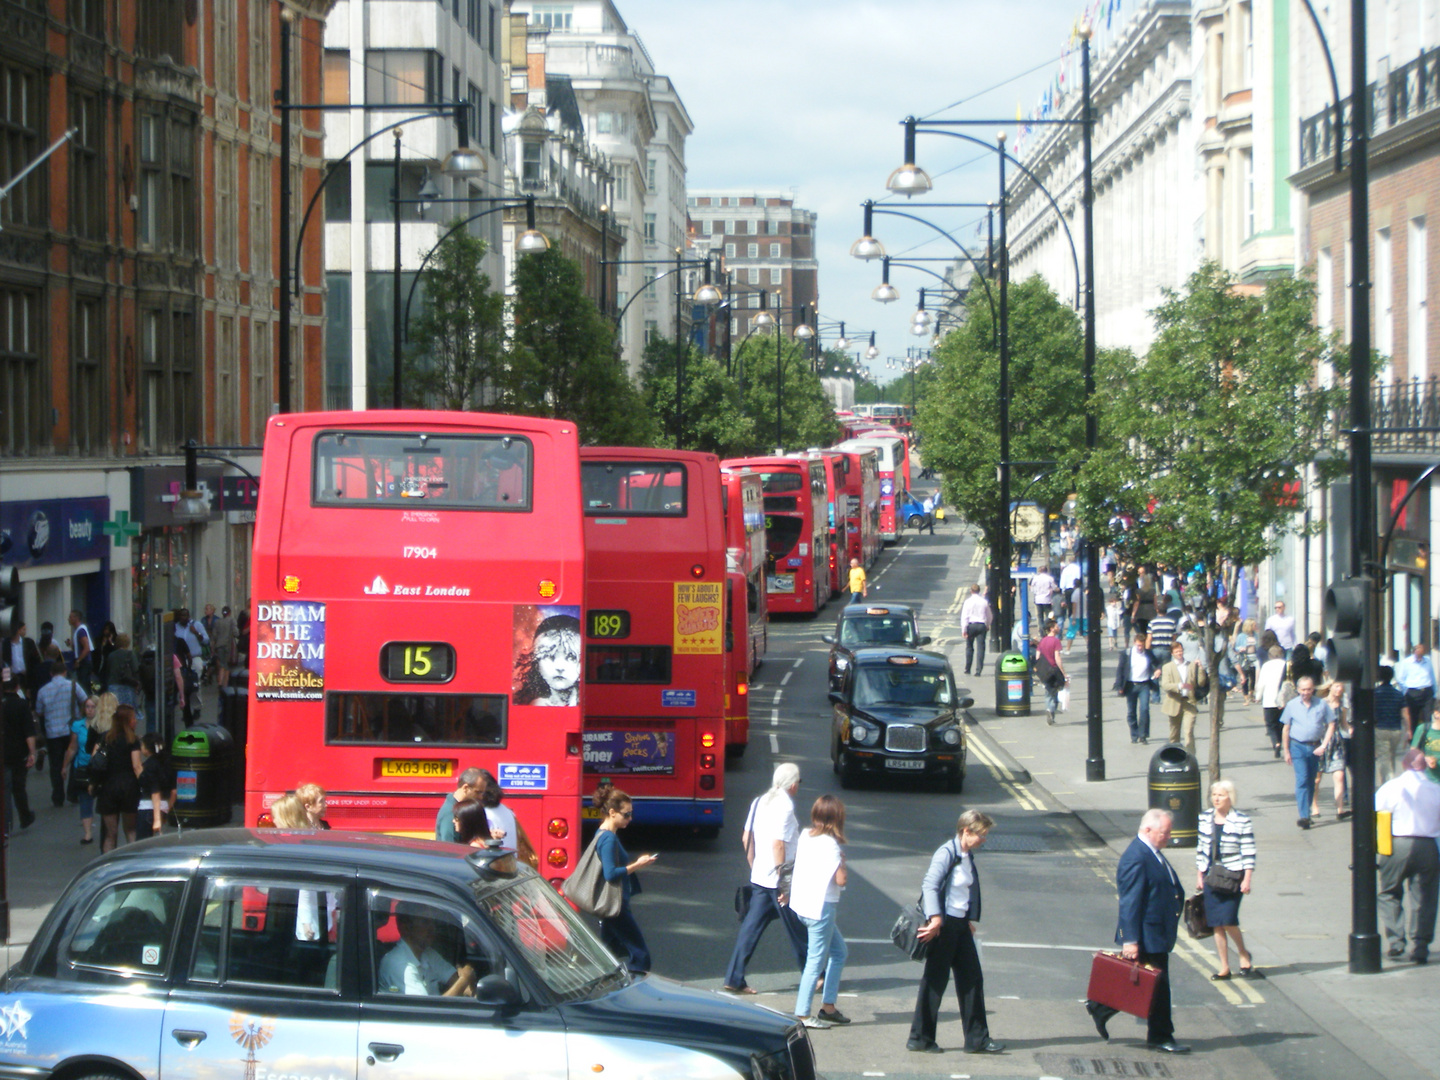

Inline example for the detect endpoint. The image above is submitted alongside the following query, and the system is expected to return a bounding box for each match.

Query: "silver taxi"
[0,830,814,1080]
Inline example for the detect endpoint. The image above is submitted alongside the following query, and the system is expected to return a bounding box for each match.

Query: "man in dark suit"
[5,621,44,702]
[1085,808,1189,1054]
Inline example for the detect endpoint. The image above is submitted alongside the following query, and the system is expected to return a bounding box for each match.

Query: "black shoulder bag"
[1203,816,1244,895]
[890,839,960,962]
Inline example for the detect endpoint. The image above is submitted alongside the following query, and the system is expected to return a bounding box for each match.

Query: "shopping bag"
[1057,687,1070,713]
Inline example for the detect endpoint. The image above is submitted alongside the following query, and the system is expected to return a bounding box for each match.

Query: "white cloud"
[617,0,1086,375]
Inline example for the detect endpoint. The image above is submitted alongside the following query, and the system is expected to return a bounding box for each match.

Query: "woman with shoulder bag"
[60,695,105,844]
[593,788,657,974]
[1196,779,1259,979]
[907,810,1002,1055]
[791,795,850,1029]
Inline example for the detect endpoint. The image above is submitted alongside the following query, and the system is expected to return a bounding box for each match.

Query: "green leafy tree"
[915,275,1091,557]
[735,331,839,451]
[402,228,506,410]
[639,335,756,455]
[508,247,655,446]
[1075,262,1347,783]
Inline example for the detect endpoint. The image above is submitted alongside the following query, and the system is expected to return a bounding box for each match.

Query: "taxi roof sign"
[887,655,920,665]
[865,607,891,615]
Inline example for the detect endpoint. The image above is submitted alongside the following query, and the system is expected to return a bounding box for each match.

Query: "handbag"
[1183,893,1212,939]
[562,835,623,919]
[87,740,111,780]
[890,900,930,961]
[1203,821,1243,895]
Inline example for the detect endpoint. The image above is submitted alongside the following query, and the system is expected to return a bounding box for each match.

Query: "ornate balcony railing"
[1369,376,1440,454]
[1298,44,1440,169]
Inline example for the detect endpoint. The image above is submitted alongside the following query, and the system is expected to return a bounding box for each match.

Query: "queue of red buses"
[721,467,768,753]
[835,432,911,542]
[247,411,585,879]
[578,449,727,832]
[723,455,832,616]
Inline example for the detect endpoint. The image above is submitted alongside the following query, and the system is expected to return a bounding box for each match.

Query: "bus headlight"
[850,722,879,747]
[940,726,962,747]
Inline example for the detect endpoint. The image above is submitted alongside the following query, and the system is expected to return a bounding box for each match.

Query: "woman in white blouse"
[1196,779,1260,979]
[789,795,849,1028]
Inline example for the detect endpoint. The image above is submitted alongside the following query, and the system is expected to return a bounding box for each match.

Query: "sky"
[618,0,1098,387]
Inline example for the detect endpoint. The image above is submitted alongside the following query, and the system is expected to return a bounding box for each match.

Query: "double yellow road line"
[967,730,1045,812]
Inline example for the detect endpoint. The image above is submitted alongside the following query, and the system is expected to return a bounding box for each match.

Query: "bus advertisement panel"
[724,456,831,616]
[579,449,727,831]
[721,468,768,753]
[247,411,586,880]
[839,448,882,570]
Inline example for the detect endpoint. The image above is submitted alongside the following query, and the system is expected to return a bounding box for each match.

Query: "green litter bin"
[172,724,236,828]
[995,651,1032,716]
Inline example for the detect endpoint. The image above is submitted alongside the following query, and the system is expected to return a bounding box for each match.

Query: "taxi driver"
[378,902,477,997]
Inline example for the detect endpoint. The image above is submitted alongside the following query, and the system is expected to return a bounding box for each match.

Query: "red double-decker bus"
[837,447,882,571]
[579,449,727,832]
[836,433,911,543]
[724,455,832,616]
[811,450,848,597]
[247,411,585,878]
[721,468,768,754]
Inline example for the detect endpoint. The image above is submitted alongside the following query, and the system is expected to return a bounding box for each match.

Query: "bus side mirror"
[474,974,521,1007]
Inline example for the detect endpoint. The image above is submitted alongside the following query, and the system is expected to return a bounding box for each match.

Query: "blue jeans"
[794,902,847,1018]
[1291,739,1322,819]
[1125,682,1152,740]
[724,883,809,988]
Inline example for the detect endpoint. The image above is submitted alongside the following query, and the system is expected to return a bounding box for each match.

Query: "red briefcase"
[1087,951,1159,1019]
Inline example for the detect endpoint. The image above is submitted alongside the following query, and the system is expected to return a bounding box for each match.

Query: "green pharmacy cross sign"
[102,511,141,548]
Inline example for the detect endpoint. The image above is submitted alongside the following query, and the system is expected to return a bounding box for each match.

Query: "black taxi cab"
[821,603,931,690]
[829,648,969,791]
[0,830,814,1080]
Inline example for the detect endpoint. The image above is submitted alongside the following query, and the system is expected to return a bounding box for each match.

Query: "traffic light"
[0,564,18,640]
[1324,575,1374,688]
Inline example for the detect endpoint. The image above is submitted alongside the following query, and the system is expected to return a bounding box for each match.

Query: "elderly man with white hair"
[1085,808,1189,1054]
[1377,747,1440,964]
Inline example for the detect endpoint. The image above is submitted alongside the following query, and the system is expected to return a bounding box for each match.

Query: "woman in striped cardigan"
[1195,778,1260,979]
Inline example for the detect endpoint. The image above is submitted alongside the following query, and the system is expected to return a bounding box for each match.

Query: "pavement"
[962,627,1435,1079]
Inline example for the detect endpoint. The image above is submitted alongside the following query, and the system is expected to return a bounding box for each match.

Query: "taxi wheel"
[946,767,966,794]
[837,749,859,790]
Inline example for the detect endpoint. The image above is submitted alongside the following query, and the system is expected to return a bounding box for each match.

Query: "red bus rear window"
[757,472,804,493]
[325,691,507,747]
[585,646,673,684]
[765,516,803,560]
[313,431,532,510]
[581,461,687,516]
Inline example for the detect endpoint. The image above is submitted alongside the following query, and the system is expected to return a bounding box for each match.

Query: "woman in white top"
[1254,645,1290,758]
[790,794,849,1029]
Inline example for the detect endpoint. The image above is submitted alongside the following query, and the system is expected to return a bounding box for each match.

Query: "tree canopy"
[639,335,756,456]
[734,331,841,452]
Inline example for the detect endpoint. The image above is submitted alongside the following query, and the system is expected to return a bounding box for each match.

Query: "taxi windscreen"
[839,616,917,648]
[853,665,951,708]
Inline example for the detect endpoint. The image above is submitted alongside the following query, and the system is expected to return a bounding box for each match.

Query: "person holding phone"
[594,788,657,973]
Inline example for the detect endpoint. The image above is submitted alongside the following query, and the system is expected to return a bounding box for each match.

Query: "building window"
[613,173,627,200]
[643,213,656,241]
[725,219,735,235]
[770,268,783,285]
[69,91,104,240]
[1241,149,1254,239]
[324,50,350,104]
[770,242,781,257]
[645,270,658,299]
[747,268,760,285]
[1317,247,1333,333]
[0,286,42,454]
[137,0,184,61]
[251,152,271,284]
[71,0,103,36]
[747,243,759,258]
[489,1,498,57]
[522,140,544,187]
[171,115,197,254]
[724,243,735,259]
[252,320,272,441]
[217,314,238,443]
[137,114,161,247]
[490,101,499,155]
[646,157,656,189]
[138,305,196,454]
[136,110,198,253]
[1240,1,1254,87]
[748,293,760,309]
[1409,217,1427,373]
[365,51,441,105]
[1377,226,1394,365]
[595,111,627,135]
[644,319,658,343]
[531,4,573,30]
[214,0,236,97]
[216,142,237,267]
[0,60,43,229]
[72,295,104,452]
[249,0,269,109]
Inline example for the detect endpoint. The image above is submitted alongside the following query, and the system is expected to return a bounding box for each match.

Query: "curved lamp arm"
[913,125,1082,310]
[296,109,460,296]
[872,207,998,337]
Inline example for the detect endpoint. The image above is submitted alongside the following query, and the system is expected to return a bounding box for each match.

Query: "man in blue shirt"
[1280,675,1336,829]
[1375,661,1409,784]
[1395,643,1437,740]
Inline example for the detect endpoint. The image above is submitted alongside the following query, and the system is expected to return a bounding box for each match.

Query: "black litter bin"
[1148,744,1200,847]
[995,651,1032,716]
[172,724,236,828]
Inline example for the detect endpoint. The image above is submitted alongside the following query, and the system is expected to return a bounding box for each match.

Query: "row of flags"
[1013,0,1139,155]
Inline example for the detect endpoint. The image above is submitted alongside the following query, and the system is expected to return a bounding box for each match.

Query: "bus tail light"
[547,847,569,868]
[256,812,275,827]
[690,563,705,578]
[737,678,748,696]
[699,775,716,790]
[701,732,716,748]
[567,733,583,756]
[700,753,716,769]
[547,817,569,838]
